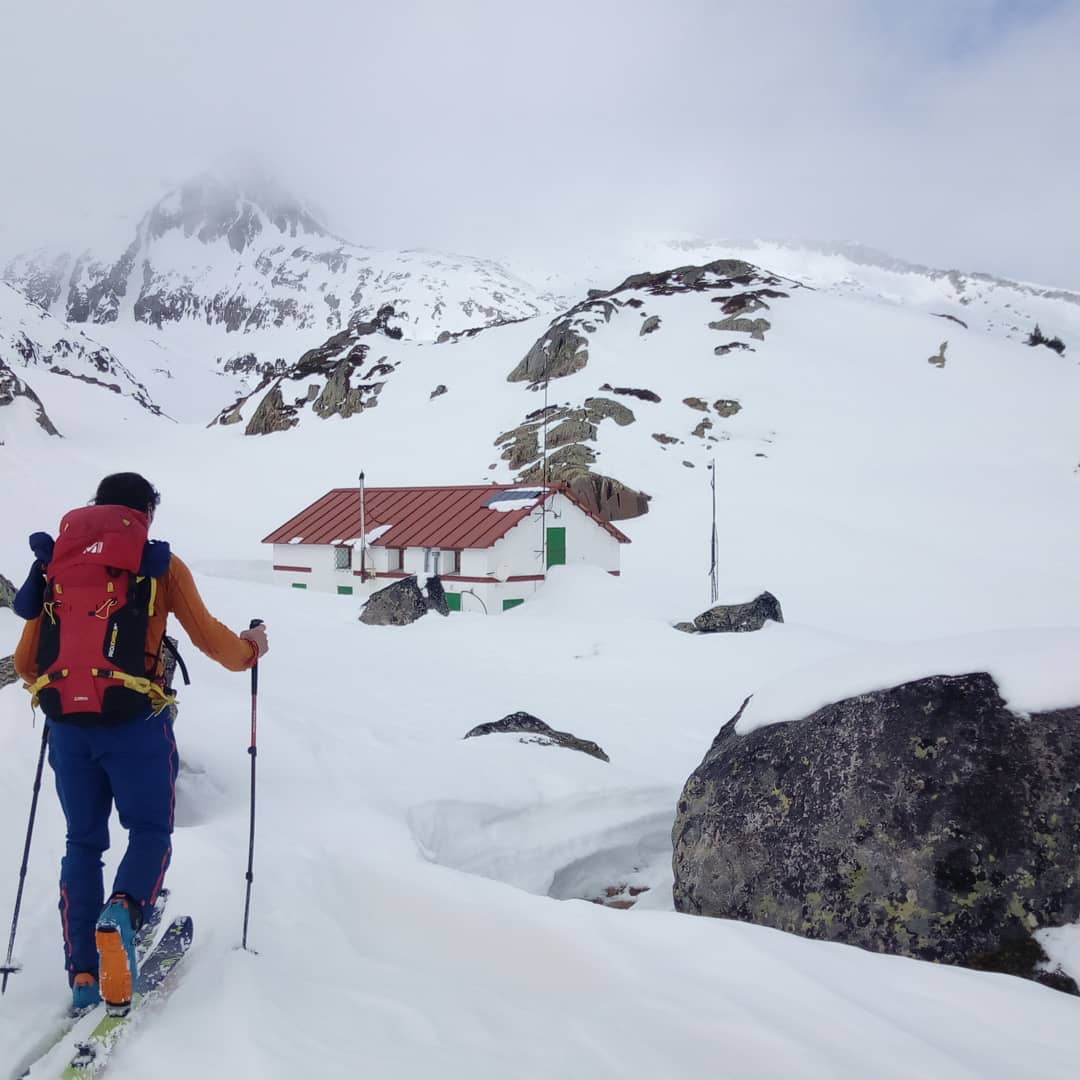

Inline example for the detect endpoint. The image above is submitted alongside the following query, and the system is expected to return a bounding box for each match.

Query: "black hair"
[92,473,161,514]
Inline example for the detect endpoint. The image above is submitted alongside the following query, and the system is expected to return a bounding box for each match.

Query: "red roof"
[262,484,631,550]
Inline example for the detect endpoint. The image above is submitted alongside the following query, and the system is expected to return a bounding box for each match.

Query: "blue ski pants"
[46,711,178,982]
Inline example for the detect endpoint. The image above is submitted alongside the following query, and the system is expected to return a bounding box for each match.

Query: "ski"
[60,915,193,1078]
[11,891,170,1080]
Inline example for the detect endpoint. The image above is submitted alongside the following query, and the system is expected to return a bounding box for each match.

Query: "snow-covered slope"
[0,356,58,443]
[3,171,548,348]
[641,237,1080,348]
[513,237,1080,353]
[0,282,162,425]
[1,249,1079,1078]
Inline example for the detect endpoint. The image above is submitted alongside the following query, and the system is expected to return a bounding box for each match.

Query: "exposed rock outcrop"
[714,342,754,357]
[360,575,448,626]
[214,305,401,434]
[672,673,1080,992]
[508,323,590,383]
[708,315,771,340]
[511,260,795,386]
[465,711,610,762]
[928,341,948,369]
[244,385,298,436]
[713,399,742,417]
[599,384,661,403]
[686,591,783,633]
[0,655,16,691]
[495,397,640,513]
[0,573,15,608]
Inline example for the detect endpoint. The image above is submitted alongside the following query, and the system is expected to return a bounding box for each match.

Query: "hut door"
[546,527,566,568]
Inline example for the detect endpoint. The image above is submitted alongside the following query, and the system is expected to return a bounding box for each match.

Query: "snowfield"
[2,254,1080,1077]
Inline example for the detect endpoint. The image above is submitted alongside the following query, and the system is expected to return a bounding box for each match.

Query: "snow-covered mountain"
[3,172,548,347]
[2,239,1080,1078]
[0,282,162,431]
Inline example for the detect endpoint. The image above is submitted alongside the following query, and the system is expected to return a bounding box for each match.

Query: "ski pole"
[241,619,262,952]
[1,724,50,993]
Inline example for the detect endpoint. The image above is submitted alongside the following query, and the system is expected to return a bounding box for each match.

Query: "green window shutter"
[546,527,566,568]
[503,598,524,611]
[337,585,354,595]
[291,582,307,590]
[445,592,462,612]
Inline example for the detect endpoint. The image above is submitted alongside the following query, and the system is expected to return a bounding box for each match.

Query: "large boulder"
[672,673,1080,990]
[465,711,609,762]
[360,576,448,626]
[0,573,15,609]
[0,656,16,690]
[689,591,783,633]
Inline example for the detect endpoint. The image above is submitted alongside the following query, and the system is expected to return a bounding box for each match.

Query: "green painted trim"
[337,585,354,595]
[503,598,524,611]
[291,582,307,590]
[546,526,566,568]
[445,591,462,612]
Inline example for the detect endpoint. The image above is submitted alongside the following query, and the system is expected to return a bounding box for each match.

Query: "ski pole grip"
[248,619,263,693]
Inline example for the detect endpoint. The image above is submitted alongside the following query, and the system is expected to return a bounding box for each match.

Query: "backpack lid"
[51,505,149,576]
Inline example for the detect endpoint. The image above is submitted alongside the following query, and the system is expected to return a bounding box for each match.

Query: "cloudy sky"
[1,0,1076,286]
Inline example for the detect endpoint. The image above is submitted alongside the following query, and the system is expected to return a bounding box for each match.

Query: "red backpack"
[29,504,174,723]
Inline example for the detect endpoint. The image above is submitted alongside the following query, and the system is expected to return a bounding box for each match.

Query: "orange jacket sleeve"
[13,618,41,684]
[164,555,258,672]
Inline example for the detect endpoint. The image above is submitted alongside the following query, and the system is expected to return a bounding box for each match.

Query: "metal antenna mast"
[708,458,719,605]
[358,470,367,582]
[540,373,549,576]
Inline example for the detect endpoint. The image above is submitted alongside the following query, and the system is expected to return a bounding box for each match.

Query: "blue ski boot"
[71,972,101,1012]
[95,894,141,1016]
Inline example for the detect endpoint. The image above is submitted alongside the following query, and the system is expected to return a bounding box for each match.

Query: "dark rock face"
[691,591,783,633]
[360,576,447,626]
[465,711,610,762]
[423,575,451,617]
[599,383,661,403]
[0,655,16,690]
[640,315,661,336]
[0,573,15,608]
[672,673,1080,990]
